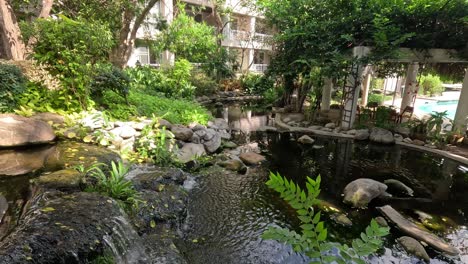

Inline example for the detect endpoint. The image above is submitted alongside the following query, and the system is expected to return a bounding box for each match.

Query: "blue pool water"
[417,100,458,119]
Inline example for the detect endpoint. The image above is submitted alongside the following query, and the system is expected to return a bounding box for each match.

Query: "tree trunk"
[110,0,159,68]
[0,0,26,60]
[37,0,53,18]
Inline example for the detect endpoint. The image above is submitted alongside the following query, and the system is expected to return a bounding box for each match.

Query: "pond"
[178,105,468,263]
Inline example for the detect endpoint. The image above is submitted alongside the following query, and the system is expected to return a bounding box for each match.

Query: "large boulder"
[0,195,7,224]
[354,129,370,140]
[203,129,221,153]
[34,169,83,191]
[0,114,56,148]
[378,205,459,256]
[0,145,56,177]
[239,152,266,165]
[0,192,147,264]
[31,112,65,125]
[342,178,388,208]
[171,125,193,141]
[218,159,247,173]
[176,143,206,163]
[397,236,430,262]
[298,135,315,145]
[369,127,395,144]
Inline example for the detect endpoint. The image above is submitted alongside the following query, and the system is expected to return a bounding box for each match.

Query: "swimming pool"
[417,100,458,119]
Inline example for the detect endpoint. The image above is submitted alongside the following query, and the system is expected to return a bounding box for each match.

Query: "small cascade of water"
[102,215,148,264]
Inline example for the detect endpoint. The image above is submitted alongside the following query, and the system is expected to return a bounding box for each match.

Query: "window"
[254,50,265,64]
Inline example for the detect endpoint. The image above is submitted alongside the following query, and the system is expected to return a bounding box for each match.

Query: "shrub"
[241,74,275,95]
[190,70,218,96]
[26,15,113,109]
[0,63,27,112]
[419,74,444,96]
[368,93,384,105]
[126,59,195,98]
[91,66,130,103]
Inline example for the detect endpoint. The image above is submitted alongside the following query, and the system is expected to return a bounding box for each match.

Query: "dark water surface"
[179,131,468,264]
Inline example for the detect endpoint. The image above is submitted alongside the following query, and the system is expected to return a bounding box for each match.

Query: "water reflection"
[212,104,272,134]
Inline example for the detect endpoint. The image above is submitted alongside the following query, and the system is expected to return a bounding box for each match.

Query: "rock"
[0,114,56,147]
[395,126,411,138]
[191,124,206,131]
[218,159,247,173]
[212,118,229,130]
[354,129,370,140]
[321,128,333,132]
[369,127,395,144]
[298,135,315,145]
[347,129,357,135]
[219,129,231,140]
[308,125,322,130]
[403,137,413,143]
[0,145,56,176]
[34,169,83,190]
[257,126,278,132]
[375,216,388,227]
[384,179,414,196]
[131,122,147,131]
[281,113,305,123]
[132,185,187,233]
[332,214,353,226]
[176,143,206,163]
[412,139,425,146]
[141,231,188,264]
[171,125,193,141]
[32,112,64,125]
[44,141,120,171]
[325,122,336,129]
[119,126,137,139]
[203,129,221,153]
[397,236,430,262]
[333,127,342,133]
[0,192,147,264]
[394,134,404,142]
[378,205,459,255]
[121,137,135,151]
[0,195,7,224]
[222,141,237,149]
[239,152,266,165]
[342,178,388,208]
[155,118,172,129]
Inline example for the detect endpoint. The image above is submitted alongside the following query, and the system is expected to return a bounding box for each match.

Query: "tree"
[0,0,26,60]
[55,0,160,68]
[256,0,468,111]
[0,0,53,60]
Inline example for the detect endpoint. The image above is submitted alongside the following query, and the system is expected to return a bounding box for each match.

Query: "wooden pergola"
[338,46,468,131]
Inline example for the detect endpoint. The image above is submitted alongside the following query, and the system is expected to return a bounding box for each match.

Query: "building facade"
[127,0,274,74]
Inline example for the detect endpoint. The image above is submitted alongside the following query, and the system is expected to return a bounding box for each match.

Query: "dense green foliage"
[263,172,389,263]
[101,90,211,125]
[419,74,444,96]
[256,0,468,108]
[125,60,196,98]
[155,5,218,63]
[22,15,113,110]
[91,66,130,103]
[0,64,27,112]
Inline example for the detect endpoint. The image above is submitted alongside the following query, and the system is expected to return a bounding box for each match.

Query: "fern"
[263,172,389,264]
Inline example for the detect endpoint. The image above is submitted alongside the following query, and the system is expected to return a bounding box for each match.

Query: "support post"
[400,62,419,111]
[361,71,371,106]
[321,78,333,111]
[454,69,468,132]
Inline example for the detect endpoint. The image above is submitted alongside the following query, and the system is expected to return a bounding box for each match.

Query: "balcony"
[223,30,274,50]
[250,64,269,73]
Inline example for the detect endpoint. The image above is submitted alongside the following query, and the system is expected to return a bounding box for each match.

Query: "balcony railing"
[225,30,274,44]
[250,64,269,73]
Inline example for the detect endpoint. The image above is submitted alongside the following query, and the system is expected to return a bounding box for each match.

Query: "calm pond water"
[179,104,468,264]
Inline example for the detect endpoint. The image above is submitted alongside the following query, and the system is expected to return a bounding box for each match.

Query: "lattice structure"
[340,62,362,129]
